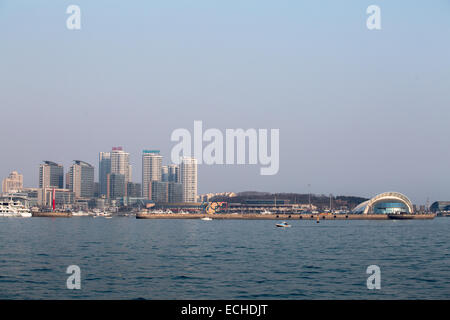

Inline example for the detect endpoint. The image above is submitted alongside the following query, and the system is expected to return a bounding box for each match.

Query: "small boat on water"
[387,213,414,220]
[201,217,213,221]
[276,221,291,228]
[72,210,90,217]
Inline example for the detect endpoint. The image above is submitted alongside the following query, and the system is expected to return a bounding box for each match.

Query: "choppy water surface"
[0,217,449,299]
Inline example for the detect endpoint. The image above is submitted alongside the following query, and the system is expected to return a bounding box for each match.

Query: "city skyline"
[0,144,444,207]
[1,1,450,205]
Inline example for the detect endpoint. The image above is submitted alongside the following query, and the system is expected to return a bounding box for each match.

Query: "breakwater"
[32,212,72,218]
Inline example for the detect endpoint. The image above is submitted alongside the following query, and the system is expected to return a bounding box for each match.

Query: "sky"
[1,0,449,205]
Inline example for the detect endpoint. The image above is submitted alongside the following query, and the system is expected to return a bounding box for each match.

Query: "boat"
[276,221,291,228]
[93,211,112,218]
[149,209,165,214]
[72,210,90,217]
[387,213,414,220]
[0,199,32,217]
[201,217,213,221]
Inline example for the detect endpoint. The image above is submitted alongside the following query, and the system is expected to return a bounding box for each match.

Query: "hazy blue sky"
[1,1,449,204]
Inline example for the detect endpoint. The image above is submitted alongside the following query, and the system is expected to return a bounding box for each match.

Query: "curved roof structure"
[73,160,94,168]
[352,192,414,214]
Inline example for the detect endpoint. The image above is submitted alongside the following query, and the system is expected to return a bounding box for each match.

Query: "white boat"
[276,221,291,228]
[149,209,165,214]
[0,199,32,217]
[93,211,112,218]
[201,217,213,221]
[72,210,90,217]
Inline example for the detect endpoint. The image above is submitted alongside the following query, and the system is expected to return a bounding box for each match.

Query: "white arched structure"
[352,192,414,214]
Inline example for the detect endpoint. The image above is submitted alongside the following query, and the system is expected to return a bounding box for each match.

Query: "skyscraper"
[107,173,125,199]
[110,147,131,184]
[151,181,168,203]
[99,151,111,196]
[39,161,64,189]
[168,182,183,203]
[161,165,169,182]
[69,160,94,199]
[142,150,163,199]
[180,157,198,203]
[168,164,180,183]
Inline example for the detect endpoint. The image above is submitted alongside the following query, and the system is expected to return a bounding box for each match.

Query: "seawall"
[136,213,436,220]
[32,212,72,218]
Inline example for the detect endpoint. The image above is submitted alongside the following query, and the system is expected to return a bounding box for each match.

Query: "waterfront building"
[142,150,163,199]
[69,160,94,199]
[352,192,414,214]
[39,161,64,189]
[2,171,23,194]
[38,188,74,208]
[180,157,198,203]
[430,201,450,213]
[99,151,111,196]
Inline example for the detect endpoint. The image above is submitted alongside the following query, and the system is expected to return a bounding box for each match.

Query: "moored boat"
[0,199,32,217]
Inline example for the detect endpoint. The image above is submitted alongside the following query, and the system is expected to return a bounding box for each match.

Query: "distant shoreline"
[29,212,437,220]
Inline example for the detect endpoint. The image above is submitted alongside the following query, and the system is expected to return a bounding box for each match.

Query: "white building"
[142,150,163,199]
[2,171,23,194]
[180,157,198,203]
[110,147,131,184]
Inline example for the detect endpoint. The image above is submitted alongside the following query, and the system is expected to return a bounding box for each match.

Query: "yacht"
[0,199,32,217]
[201,216,213,221]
